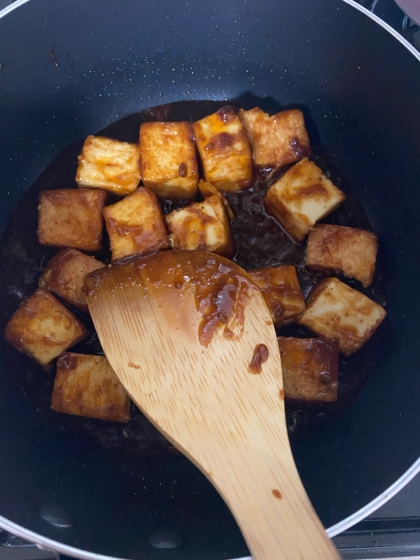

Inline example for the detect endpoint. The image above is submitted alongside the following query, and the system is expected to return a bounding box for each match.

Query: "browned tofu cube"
[140,121,198,200]
[76,135,141,196]
[299,277,386,356]
[104,187,169,261]
[39,249,105,313]
[264,158,346,242]
[193,106,252,192]
[239,108,310,168]
[165,195,233,257]
[51,353,130,423]
[248,265,305,327]
[197,179,235,220]
[5,289,88,366]
[37,189,106,251]
[278,337,338,402]
[306,224,378,288]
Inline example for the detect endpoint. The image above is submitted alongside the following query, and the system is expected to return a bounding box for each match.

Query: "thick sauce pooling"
[0,100,387,457]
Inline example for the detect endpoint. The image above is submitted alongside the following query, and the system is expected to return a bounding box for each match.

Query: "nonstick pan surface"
[0,0,420,558]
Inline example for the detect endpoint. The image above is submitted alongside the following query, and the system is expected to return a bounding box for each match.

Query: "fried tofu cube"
[37,189,106,251]
[264,158,346,242]
[76,135,141,196]
[198,180,234,220]
[278,337,338,402]
[140,121,198,200]
[165,195,233,257]
[248,266,305,327]
[239,108,310,168]
[299,277,386,356]
[306,224,378,288]
[193,106,252,192]
[5,289,88,366]
[39,249,105,313]
[104,187,169,261]
[51,353,130,423]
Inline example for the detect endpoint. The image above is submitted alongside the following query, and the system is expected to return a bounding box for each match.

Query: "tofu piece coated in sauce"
[5,289,88,366]
[51,352,130,423]
[76,135,141,196]
[104,187,169,261]
[278,337,339,402]
[193,106,252,192]
[306,224,378,288]
[239,107,310,168]
[140,121,198,200]
[39,248,105,313]
[198,180,235,220]
[37,188,106,251]
[248,265,305,327]
[165,194,233,257]
[264,158,345,242]
[299,277,386,356]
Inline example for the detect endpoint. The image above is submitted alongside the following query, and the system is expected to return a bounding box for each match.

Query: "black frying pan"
[0,0,420,558]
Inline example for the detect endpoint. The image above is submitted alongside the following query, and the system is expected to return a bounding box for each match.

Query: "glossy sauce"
[248,344,269,374]
[0,100,388,458]
[87,249,253,348]
[193,257,251,346]
[178,162,187,177]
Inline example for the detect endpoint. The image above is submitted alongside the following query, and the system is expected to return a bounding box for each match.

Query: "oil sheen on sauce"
[0,100,387,458]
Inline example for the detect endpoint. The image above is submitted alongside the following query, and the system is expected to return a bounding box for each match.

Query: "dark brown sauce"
[272,489,282,499]
[212,132,235,149]
[178,162,187,177]
[193,257,251,346]
[218,105,236,123]
[0,100,388,458]
[88,250,252,347]
[289,137,311,159]
[248,344,269,374]
[295,183,327,197]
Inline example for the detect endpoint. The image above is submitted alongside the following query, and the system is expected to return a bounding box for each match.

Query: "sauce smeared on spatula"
[86,249,339,560]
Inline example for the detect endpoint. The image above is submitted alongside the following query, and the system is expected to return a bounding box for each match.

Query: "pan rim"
[343,0,420,61]
[0,0,419,557]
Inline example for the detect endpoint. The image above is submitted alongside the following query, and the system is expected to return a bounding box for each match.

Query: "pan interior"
[0,0,420,558]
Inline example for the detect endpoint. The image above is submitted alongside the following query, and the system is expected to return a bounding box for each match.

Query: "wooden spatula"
[85,249,339,560]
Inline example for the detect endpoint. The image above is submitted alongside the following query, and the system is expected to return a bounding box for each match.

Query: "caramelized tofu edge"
[278,336,339,402]
[76,135,141,196]
[306,224,378,288]
[37,188,106,251]
[51,352,130,423]
[239,107,311,168]
[5,289,88,366]
[299,277,386,356]
[39,248,105,312]
[193,106,252,192]
[140,121,198,200]
[165,194,233,257]
[248,265,305,327]
[104,187,169,261]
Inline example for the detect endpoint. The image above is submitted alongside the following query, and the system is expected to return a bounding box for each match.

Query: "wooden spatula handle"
[189,422,339,560]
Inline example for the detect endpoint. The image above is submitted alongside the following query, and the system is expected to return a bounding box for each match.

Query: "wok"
[0,0,420,558]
